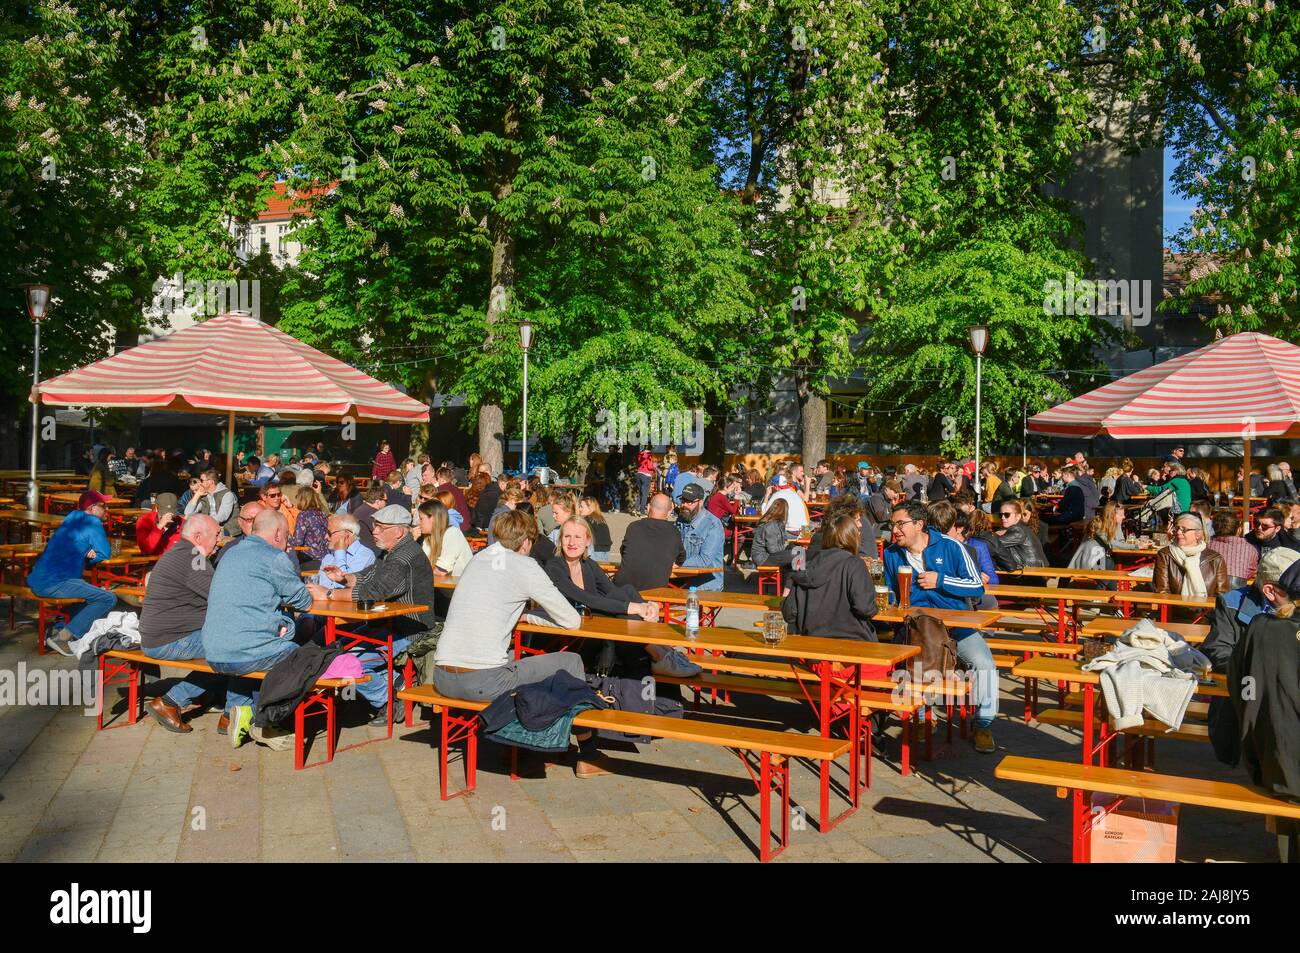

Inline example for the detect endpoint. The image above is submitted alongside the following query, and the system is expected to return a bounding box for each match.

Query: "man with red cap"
[26,491,119,656]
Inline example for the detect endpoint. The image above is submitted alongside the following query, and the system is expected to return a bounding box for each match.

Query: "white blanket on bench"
[1081,618,1210,731]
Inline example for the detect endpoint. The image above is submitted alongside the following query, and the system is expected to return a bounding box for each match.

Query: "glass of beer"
[897,566,913,608]
[762,611,785,646]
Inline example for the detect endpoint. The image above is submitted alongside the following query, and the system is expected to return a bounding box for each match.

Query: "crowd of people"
[19,441,1300,835]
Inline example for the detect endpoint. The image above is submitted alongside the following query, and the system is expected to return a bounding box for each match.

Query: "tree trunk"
[480,101,521,476]
[795,368,826,466]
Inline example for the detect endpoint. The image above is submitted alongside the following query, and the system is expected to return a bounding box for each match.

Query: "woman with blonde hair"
[548,493,578,545]
[544,516,699,679]
[578,495,612,560]
[417,498,472,577]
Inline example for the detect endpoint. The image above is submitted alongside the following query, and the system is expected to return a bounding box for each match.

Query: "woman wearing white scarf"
[1154,514,1229,608]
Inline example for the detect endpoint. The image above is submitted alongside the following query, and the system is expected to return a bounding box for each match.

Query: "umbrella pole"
[1242,437,1252,533]
[225,411,235,488]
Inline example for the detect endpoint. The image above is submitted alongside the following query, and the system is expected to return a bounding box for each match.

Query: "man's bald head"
[252,509,289,548]
[647,493,672,519]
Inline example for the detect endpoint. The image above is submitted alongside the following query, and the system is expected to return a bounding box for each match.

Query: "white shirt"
[426,525,473,577]
[762,487,809,533]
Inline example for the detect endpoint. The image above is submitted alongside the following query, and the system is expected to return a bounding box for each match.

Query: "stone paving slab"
[0,608,1281,863]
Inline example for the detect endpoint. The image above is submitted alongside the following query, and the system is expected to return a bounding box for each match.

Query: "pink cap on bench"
[322,654,364,680]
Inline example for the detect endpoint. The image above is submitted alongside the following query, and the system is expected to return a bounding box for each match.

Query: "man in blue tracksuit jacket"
[882,499,998,753]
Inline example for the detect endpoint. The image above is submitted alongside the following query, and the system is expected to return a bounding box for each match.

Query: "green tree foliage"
[1147,1,1300,338]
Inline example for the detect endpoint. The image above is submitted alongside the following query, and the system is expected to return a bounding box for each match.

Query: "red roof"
[257,180,336,222]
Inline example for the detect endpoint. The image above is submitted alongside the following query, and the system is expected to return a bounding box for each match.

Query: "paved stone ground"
[0,603,1279,863]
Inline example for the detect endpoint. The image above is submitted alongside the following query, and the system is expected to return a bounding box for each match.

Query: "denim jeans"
[208,639,300,713]
[143,630,226,709]
[30,577,117,638]
[351,635,411,710]
[954,631,999,729]
[635,472,652,513]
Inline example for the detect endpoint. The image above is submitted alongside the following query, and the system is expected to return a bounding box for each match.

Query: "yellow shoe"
[973,728,995,754]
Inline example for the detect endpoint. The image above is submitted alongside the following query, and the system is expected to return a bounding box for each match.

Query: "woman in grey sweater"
[750,499,795,567]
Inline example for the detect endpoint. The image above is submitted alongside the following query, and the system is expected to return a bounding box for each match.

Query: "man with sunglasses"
[883,500,998,753]
[1246,507,1288,558]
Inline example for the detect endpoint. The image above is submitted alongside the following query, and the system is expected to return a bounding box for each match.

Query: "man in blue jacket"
[677,483,724,590]
[883,499,998,754]
[27,491,118,656]
[202,509,328,750]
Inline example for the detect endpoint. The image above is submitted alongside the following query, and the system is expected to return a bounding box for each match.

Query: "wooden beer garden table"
[516,614,919,832]
[640,586,781,625]
[985,584,1116,642]
[306,599,430,741]
[1109,546,1162,567]
[731,513,761,561]
[1012,655,1227,769]
[1079,617,1209,645]
[1111,590,1216,622]
[44,492,133,513]
[0,509,65,542]
[1000,566,1149,586]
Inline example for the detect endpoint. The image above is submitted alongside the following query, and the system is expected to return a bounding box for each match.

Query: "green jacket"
[1146,475,1191,514]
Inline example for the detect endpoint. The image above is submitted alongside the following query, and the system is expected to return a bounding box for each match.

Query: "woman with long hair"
[543,516,698,679]
[417,498,472,577]
[88,447,116,497]
[464,470,491,512]
[781,512,877,641]
[992,498,1049,570]
[1067,502,1126,583]
[578,495,612,560]
[750,498,795,568]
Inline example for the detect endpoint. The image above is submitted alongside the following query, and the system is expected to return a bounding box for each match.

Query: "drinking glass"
[762,611,785,646]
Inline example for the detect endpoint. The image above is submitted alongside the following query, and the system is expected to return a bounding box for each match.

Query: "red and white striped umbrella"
[36,312,428,423]
[1028,332,1300,440]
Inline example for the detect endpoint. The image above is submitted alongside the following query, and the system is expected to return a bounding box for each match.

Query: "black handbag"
[584,673,684,742]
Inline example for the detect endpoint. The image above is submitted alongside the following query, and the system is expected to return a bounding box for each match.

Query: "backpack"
[904,612,959,679]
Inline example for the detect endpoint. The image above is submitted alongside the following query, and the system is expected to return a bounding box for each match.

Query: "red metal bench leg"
[295,702,306,770]
[37,602,46,655]
[759,752,789,863]
[901,713,912,777]
[403,658,416,725]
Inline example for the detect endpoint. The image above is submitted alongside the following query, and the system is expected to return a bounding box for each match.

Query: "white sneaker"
[249,724,296,751]
[44,631,74,657]
[651,650,703,679]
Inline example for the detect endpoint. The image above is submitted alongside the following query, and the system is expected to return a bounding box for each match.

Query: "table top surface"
[1111,591,1216,609]
[1002,567,1151,582]
[640,587,782,611]
[518,615,919,666]
[0,510,65,524]
[1080,619,1208,644]
[873,607,1007,629]
[987,584,1117,602]
[1012,655,1228,696]
[47,493,132,506]
[306,600,429,621]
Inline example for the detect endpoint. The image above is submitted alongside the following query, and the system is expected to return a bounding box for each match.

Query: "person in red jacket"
[707,474,744,562]
[136,492,185,555]
[371,441,397,482]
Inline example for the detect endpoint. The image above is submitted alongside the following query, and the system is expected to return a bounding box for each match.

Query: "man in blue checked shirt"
[315,514,375,589]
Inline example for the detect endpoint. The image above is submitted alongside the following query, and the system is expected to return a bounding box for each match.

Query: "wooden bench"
[994,754,1300,862]
[396,683,849,861]
[1034,706,1209,772]
[0,582,85,653]
[756,565,783,595]
[100,648,369,770]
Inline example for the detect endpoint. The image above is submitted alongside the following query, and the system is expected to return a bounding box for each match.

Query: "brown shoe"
[217,713,230,735]
[145,696,192,733]
[574,753,618,779]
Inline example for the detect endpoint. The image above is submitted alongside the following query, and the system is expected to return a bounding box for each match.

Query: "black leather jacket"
[986,523,1049,571]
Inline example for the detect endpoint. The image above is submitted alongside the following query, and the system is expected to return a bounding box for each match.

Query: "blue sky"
[1163,144,1195,247]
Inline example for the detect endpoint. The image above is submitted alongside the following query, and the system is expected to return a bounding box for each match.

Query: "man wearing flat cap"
[135,492,185,555]
[322,504,437,725]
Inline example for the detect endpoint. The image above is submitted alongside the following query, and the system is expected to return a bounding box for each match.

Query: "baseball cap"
[371,504,412,525]
[679,483,707,503]
[1261,548,1300,590]
[856,460,870,470]
[78,490,111,510]
[154,492,179,516]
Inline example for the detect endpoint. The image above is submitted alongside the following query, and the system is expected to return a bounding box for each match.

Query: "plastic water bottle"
[685,587,700,641]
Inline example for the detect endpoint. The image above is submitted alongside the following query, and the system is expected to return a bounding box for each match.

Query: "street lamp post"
[22,284,52,511]
[968,325,989,499]
[519,320,534,476]
[1022,400,1028,470]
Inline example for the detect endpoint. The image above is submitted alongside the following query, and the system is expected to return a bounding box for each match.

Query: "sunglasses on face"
[264,492,281,499]
[999,512,1016,519]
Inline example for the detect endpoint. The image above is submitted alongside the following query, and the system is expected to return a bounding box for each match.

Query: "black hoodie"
[781,547,877,641]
